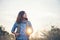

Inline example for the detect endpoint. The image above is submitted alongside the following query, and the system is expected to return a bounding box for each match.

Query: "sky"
[0,0,60,33]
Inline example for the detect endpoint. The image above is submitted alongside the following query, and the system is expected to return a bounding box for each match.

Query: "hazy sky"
[0,0,60,33]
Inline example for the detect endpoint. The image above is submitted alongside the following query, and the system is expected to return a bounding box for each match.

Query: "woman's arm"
[28,21,33,32]
[11,22,17,33]
[27,21,33,35]
[11,22,20,36]
[28,21,33,29]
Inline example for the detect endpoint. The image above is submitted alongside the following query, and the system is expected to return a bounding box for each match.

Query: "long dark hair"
[16,11,28,23]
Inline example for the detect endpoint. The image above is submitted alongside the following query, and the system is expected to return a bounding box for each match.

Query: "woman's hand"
[15,33,20,36]
[12,32,20,37]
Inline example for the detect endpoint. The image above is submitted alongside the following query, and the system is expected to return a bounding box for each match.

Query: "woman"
[11,11,33,40]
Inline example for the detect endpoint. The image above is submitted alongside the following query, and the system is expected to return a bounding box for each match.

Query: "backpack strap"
[16,24,20,33]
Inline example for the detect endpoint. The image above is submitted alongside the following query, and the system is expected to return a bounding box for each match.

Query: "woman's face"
[23,13,27,18]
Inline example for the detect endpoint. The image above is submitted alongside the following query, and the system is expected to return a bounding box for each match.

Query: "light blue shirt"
[11,21,32,40]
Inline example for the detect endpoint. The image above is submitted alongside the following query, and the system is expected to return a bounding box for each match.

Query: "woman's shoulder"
[14,22,17,24]
[27,21,32,26]
[14,22,19,26]
[27,21,31,23]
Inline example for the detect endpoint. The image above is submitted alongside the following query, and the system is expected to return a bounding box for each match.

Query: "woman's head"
[16,11,28,23]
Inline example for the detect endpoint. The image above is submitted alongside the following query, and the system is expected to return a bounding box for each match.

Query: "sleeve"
[11,22,17,33]
[28,21,33,33]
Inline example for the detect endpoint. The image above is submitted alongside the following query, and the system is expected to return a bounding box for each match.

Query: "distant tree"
[42,26,60,40]
[0,25,10,40]
[9,34,15,40]
[30,26,60,40]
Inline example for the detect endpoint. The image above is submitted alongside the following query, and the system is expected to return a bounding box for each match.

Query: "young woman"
[11,11,33,40]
